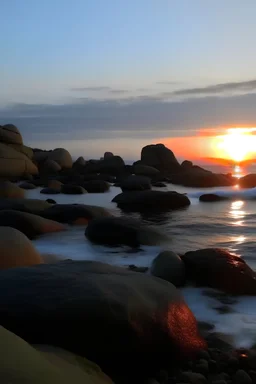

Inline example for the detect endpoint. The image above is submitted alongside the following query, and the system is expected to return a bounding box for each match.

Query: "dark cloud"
[70,86,112,91]
[109,89,129,94]
[174,79,256,96]
[157,81,181,85]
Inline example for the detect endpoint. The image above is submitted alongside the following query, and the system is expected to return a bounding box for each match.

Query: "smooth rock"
[141,143,181,173]
[19,181,37,190]
[119,175,151,191]
[199,194,229,202]
[0,142,38,177]
[0,261,206,379]
[133,164,160,177]
[150,251,186,287]
[233,370,252,384]
[0,124,23,145]
[61,184,87,195]
[40,188,61,195]
[83,180,110,193]
[179,371,207,384]
[239,174,256,188]
[42,159,62,173]
[48,179,63,190]
[0,181,25,198]
[0,198,52,214]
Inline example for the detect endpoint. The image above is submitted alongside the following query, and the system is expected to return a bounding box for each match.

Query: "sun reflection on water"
[229,200,246,246]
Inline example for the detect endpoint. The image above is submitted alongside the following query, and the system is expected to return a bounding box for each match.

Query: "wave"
[188,187,256,200]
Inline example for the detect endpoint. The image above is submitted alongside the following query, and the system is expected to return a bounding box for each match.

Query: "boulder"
[182,248,256,294]
[112,190,191,212]
[0,142,38,178]
[199,194,229,202]
[181,160,193,170]
[19,182,37,190]
[84,156,125,175]
[0,210,65,239]
[238,174,256,188]
[42,204,112,224]
[48,179,63,190]
[73,156,86,168]
[41,159,61,173]
[0,326,113,384]
[6,143,34,159]
[171,168,234,188]
[141,144,181,173]
[0,198,53,214]
[83,180,110,193]
[0,181,25,198]
[152,182,167,187]
[40,188,61,195]
[104,151,114,159]
[0,124,23,145]
[0,261,206,379]
[34,148,73,169]
[133,164,160,177]
[85,217,168,247]
[83,174,116,183]
[150,251,186,287]
[119,175,151,191]
[0,227,42,269]
[61,184,87,195]
[45,199,57,204]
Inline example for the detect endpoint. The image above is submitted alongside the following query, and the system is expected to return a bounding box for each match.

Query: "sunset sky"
[1,1,256,161]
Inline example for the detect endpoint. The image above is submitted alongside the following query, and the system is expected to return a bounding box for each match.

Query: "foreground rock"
[171,167,234,188]
[0,326,113,384]
[42,203,112,224]
[0,180,25,198]
[0,227,42,269]
[0,124,23,145]
[85,217,168,247]
[133,164,160,177]
[150,251,186,287]
[182,248,256,295]
[83,180,110,193]
[0,198,53,214]
[199,193,229,202]
[0,260,206,379]
[0,210,65,239]
[112,190,190,212]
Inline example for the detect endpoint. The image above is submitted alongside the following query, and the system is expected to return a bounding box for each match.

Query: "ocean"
[23,171,256,350]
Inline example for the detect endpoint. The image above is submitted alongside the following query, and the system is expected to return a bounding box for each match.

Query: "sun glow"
[216,127,256,162]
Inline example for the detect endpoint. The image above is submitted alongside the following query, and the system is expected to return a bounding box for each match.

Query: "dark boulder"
[85,217,168,247]
[0,260,206,379]
[84,156,125,175]
[45,199,57,204]
[73,156,86,168]
[0,210,65,239]
[83,180,110,193]
[199,194,229,202]
[238,174,256,188]
[181,160,193,170]
[119,175,151,191]
[112,190,190,212]
[40,159,61,174]
[61,184,87,195]
[0,198,52,214]
[42,204,112,224]
[0,181,25,198]
[83,173,116,183]
[40,188,61,195]
[171,168,234,188]
[150,251,186,287]
[152,182,167,187]
[141,144,181,173]
[182,248,256,295]
[133,164,160,177]
[19,182,37,190]
[104,151,114,159]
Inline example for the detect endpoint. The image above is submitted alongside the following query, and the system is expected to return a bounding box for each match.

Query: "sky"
[1,0,256,160]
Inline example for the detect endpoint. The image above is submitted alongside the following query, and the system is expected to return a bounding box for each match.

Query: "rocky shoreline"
[0,123,256,383]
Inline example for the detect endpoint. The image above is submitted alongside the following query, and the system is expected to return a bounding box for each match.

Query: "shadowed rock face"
[182,248,256,295]
[0,261,206,379]
[141,144,181,173]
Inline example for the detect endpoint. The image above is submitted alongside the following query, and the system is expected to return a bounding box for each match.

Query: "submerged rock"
[199,193,229,202]
[0,260,206,379]
[85,217,168,247]
[182,248,256,295]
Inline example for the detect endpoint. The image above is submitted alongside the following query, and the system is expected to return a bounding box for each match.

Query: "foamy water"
[23,184,256,348]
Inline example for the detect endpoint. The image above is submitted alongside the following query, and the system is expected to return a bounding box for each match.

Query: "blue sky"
[1,1,256,158]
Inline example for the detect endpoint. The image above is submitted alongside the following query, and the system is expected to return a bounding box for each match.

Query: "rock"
[34,148,73,169]
[104,152,114,159]
[45,199,57,204]
[171,168,234,188]
[199,194,229,202]
[0,198,53,214]
[19,182,37,190]
[179,371,207,384]
[0,326,113,384]
[0,181,25,198]
[0,260,206,379]
[128,265,148,273]
[40,188,61,195]
[85,217,168,247]
[133,164,160,177]
[7,143,34,159]
[141,143,181,173]
[48,179,63,190]
[182,248,256,295]
[239,174,256,188]
[42,204,112,224]
[0,210,65,239]
[152,182,166,187]
[119,175,151,191]
[211,380,227,384]
[150,251,186,287]
[194,359,209,375]
[233,370,252,384]
[83,180,110,193]
[0,227,42,269]
[73,156,86,168]
[61,184,87,195]
[0,142,38,178]
[84,156,125,175]
[0,124,23,145]
[42,159,62,173]
[181,160,193,170]
[112,190,191,212]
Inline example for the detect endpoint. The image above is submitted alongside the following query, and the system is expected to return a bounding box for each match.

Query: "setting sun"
[215,128,256,162]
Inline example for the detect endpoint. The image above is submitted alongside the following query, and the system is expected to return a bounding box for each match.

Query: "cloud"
[109,89,129,94]
[173,79,256,96]
[70,86,112,91]
[156,81,181,85]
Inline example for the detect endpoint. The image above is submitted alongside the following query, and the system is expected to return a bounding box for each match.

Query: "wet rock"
[128,265,148,273]
[113,190,190,212]
[83,180,110,193]
[233,370,252,384]
[150,251,186,287]
[85,217,169,247]
[19,182,37,190]
[47,179,63,190]
[0,260,206,379]
[152,182,167,187]
[0,210,65,239]
[61,184,87,195]
[45,199,56,204]
[199,194,229,202]
[119,175,151,191]
[179,371,207,383]
[182,248,256,295]
[40,187,61,195]
[0,181,25,198]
